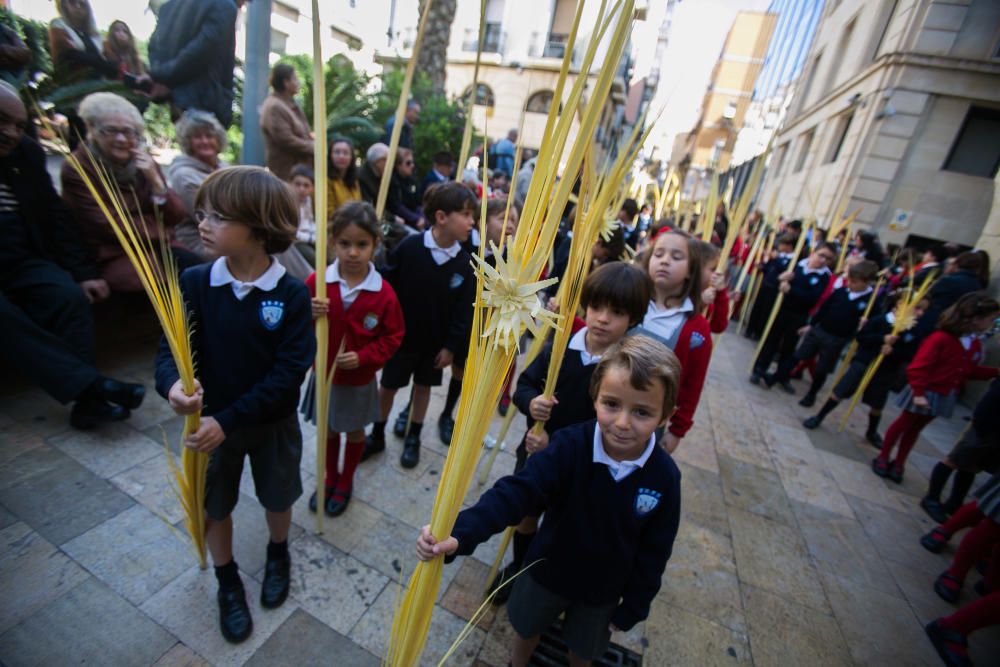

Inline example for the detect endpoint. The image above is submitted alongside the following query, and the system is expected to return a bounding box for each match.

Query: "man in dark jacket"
[148,0,247,127]
[0,84,143,428]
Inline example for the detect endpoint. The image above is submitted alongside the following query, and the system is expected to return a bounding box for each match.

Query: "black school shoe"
[920,528,950,554]
[325,491,351,517]
[925,620,972,667]
[70,397,129,430]
[865,429,883,448]
[749,372,765,386]
[95,378,146,410]
[803,415,822,430]
[439,414,455,446]
[921,497,950,525]
[260,553,291,609]
[218,581,253,643]
[798,393,816,407]
[400,433,420,468]
[361,433,386,461]
[393,406,410,438]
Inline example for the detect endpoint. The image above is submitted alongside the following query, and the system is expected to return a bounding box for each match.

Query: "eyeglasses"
[97,125,140,140]
[194,209,233,226]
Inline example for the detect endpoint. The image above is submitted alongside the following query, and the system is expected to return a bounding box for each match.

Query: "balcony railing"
[462,23,504,54]
[528,32,569,59]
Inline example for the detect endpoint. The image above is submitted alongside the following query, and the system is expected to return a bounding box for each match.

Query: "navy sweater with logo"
[379,233,475,357]
[450,420,682,631]
[154,264,315,436]
[512,342,596,435]
[810,287,879,339]
[853,313,920,370]
[783,264,830,313]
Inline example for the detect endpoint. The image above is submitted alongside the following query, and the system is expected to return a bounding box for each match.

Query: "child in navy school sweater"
[767,259,879,405]
[155,167,315,644]
[745,232,796,339]
[489,261,653,604]
[417,336,682,667]
[362,182,477,469]
[751,241,837,391]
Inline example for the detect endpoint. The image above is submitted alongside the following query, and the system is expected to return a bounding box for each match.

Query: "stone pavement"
[1,310,998,667]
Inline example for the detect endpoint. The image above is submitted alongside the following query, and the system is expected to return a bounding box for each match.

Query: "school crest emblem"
[259,300,284,330]
[809,276,819,285]
[858,301,866,311]
[449,273,464,289]
[634,487,662,516]
[363,313,379,330]
[689,332,706,349]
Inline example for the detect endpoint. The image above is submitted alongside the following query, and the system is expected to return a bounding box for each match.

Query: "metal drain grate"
[528,620,642,666]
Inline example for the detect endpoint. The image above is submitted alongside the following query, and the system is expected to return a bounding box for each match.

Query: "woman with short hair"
[167,109,229,258]
[259,63,313,181]
[60,92,198,293]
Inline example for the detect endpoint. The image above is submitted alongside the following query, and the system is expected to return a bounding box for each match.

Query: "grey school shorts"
[204,413,303,520]
[507,572,617,661]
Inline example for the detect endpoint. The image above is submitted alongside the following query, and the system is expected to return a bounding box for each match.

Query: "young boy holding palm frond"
[155,167,315,644]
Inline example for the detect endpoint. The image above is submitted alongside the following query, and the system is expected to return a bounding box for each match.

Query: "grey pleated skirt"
[896,386,957,419]
[301,371,380,434]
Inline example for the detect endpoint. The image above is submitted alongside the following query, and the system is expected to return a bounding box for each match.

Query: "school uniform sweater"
[379,232,475,357]
[154,264,315,435]
[906,331,998,399]
[809,286,877,339]
[707,289,730,334]
[783,263,831,314]
[450,420,682,631]
[306,270,405,386]
[852,314,920,369]
[972,379,1000,438]
[760,253,793,289]
[513,341,597,435]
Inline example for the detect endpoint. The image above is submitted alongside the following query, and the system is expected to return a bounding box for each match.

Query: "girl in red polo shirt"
[873,292,999,483]
[304,202,404,516]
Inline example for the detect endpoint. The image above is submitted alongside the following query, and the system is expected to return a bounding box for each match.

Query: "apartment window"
[794,129,815,173]
[798,51,823,110]
[463,83,495,109]
[270,29,288,55]
[772,143,789,176]
[525,90,555,114]
[942,106,1000,178]
[824,17,856,95]
[826,111,854,163]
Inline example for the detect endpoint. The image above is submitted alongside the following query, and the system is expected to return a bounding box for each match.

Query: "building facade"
[758,0,1000,247]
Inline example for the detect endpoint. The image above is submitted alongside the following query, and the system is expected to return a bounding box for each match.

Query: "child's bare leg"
[206,514,234,565]
[411,384,431,423]
[511,634,542,667]
[265,509,292,543]
[378,386,397,421]
[568,652,592,667]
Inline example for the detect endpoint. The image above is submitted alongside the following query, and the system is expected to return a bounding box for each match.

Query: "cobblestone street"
[1,313,997,666]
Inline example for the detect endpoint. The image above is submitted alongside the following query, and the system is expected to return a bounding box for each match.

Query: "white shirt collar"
[209,256,286,300]
[798,258,831,276]
[648,297,694,317]
[568,327,602,366]
[325,261,382,307]
[847,286,873,301]
[886,311,896,325]
[423,229,461,265]
[432,168,447,181]
[592,423,657,482]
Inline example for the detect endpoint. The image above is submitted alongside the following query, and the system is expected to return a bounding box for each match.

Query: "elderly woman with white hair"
[60,92,198,293]
[167,109,228,258]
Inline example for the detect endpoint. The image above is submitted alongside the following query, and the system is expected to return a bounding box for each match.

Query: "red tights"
[941,502,986,537]
[323,433,364,500]
[946,518,1000,585]
[940,591,1000,640]
[878,410,935,469]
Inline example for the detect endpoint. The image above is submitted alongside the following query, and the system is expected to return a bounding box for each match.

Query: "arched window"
[525,90,555,114]
[463,83,495,108]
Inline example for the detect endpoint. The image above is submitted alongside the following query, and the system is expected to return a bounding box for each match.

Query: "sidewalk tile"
[742,584,850,667]
[717,455,795,526]
[111,454,187,526]
[152,643,210,667]
[50,421,162,478]
[677,461,730,537]
[245,608,379,667]
[644,600,751,666]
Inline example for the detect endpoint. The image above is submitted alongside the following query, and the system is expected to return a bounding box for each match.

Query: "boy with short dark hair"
[751,241,837,390]
[767,259,880,405]
[155,166,315,644]
[363,181,477,468]
[416,335,683,667]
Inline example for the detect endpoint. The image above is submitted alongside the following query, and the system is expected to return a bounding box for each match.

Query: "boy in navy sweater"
[489,261,653,603]
[363,182,477,468]
[767,259,879,406]
[155,167,314,644]
[745,233,796,339]
[751,241,836,391]
[417,336,682,666]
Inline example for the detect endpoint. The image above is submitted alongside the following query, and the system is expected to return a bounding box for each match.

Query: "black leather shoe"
[777,380,796,395]
[803,416,821,430]
[217,583,253,643]
[361,433,385,462]
[324,492,351,517]
[96,378,146,410]
[70,397,129,430]
[798,393,816,407]
[921,497,949,525]
[400,434,420,468]
[308,487,335,513]
[438,415,455,446]
[865,430,883,448]
[925,619,972,667]
[260,554,291,609]
[749,372,763,386]
[393,407,410,438]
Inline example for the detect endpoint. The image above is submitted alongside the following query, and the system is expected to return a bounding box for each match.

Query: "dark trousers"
[746,284,777,338]
[773,325,848,392]
[754,305,807,376]
[0,259,99,403]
